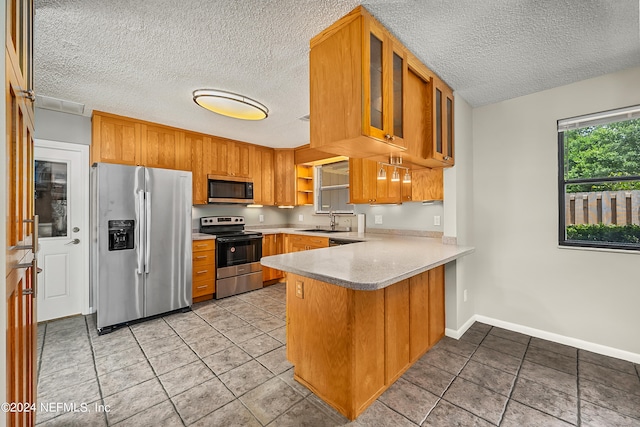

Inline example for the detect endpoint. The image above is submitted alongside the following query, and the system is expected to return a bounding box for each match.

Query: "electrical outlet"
[374,215,383,224]
[464,289,468,302]
[434,215,441,226]
[295,281,304,299]
[298,214,304,222]
[259,214,264,223]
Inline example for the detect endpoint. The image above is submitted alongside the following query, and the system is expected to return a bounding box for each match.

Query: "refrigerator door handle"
[137,189,145,275]
[145,191,151,274]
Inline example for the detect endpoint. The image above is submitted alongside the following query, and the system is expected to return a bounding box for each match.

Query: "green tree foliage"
[566,224,640,244]
[564,118,640,192]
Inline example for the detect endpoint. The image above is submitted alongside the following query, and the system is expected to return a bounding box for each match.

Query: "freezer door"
[143,167,192,317]
[93,163,145,329]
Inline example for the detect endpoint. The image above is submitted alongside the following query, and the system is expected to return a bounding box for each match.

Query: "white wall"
[469,66,640,355]
[444,95,476,333]
[34,108,91,145]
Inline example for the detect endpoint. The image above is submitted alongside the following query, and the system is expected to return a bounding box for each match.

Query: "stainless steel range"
[199,216,263,299]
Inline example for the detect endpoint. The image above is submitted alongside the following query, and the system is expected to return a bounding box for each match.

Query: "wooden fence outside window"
[565,190,640,225]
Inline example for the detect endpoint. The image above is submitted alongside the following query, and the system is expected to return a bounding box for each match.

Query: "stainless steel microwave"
[207,175,254,204]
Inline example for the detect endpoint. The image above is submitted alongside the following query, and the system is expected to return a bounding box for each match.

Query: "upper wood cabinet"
[91,112,142,166]
[431,77,455,167]
[185,132,207,205]
[141,124,183,170]
[227,140,253,178]
[310,6,455,168]
[410,168,444,202]
[349,158,404,204]
[274,149,296,206]
[252,146,275,206]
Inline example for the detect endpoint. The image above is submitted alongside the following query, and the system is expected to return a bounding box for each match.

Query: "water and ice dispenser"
[108,220,134,251]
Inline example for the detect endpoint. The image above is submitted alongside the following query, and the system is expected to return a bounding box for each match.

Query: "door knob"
[65,238,80,245]
[73,227,80,232]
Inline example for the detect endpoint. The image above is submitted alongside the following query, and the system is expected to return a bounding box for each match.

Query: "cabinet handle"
[196,270,208,274]
[195,244,208,248]
[444,156,451,161]
[195,256,207,260]
[196,285,208,289]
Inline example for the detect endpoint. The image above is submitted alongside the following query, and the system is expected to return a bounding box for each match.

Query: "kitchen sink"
[298,229,344,233]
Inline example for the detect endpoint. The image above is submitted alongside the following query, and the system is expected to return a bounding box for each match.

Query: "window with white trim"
[558,105,640,250]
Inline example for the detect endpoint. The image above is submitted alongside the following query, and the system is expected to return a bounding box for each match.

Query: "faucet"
[329,211,337,231]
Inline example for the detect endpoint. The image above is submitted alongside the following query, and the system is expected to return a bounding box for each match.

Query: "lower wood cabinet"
[286,234,329,252]
[262,233,285,282]
[286,264,445,420]
[192,239,215,302]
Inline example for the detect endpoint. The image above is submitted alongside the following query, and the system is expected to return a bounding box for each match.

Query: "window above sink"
[314,160,354,215]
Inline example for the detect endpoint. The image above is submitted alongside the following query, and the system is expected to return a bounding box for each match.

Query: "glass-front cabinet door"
[364,19,406,149]
[432,77,455,166]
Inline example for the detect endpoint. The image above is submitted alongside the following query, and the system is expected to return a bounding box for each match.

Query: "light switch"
[298,214,304,222]
[434,215,441,226]
[295,281,304,299]
[259,214,264,223]
[374,215,383,224]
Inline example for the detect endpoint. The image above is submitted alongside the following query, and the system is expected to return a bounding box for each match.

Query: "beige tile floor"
[36,282,640,426]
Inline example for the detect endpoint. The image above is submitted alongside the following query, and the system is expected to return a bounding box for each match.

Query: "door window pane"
[35,160,68,237]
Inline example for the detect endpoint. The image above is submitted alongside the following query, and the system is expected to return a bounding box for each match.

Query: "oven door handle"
[216,235,263,243]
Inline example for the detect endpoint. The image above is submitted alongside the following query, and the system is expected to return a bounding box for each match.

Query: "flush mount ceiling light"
[192,89,268,120]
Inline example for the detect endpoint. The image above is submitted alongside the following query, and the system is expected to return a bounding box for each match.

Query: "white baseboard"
[458,314,640,364]
[445,315,476,339]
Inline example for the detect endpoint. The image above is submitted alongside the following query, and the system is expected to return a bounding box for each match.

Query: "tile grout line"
[576,354,582,427]
[129,317,188,427]
[84,316,110,427]
[495,334,530,426]
[190,298,306,426]
[428,327,500,426]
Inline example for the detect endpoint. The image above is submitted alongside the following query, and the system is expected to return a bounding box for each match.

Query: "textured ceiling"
[34,0,640,148]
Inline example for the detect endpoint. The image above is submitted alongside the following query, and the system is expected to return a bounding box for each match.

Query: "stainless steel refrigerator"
[91,163,192,333]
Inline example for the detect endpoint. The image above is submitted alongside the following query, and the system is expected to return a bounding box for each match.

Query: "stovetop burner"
[199,216,262,238]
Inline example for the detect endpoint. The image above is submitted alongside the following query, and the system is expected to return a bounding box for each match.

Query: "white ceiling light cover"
[193,89,269,121]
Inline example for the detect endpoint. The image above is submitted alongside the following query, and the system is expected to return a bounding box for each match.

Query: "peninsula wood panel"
[384,279,410,384]
[428,265,446,347]
[286,267,445,420]
[286,274,385,420]
[409,271,430,362]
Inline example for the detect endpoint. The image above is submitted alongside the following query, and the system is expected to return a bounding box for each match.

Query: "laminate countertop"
[260,233,474,291]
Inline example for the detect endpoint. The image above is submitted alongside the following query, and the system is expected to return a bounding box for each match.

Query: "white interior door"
[34,140,89,321]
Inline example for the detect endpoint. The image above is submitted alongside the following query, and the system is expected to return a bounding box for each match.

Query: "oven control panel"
[201,216,245,226]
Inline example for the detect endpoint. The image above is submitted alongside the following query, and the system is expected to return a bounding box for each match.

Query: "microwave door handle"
[137,190,144,275]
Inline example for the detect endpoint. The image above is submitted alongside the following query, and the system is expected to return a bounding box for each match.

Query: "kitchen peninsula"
[261,235,473,420]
